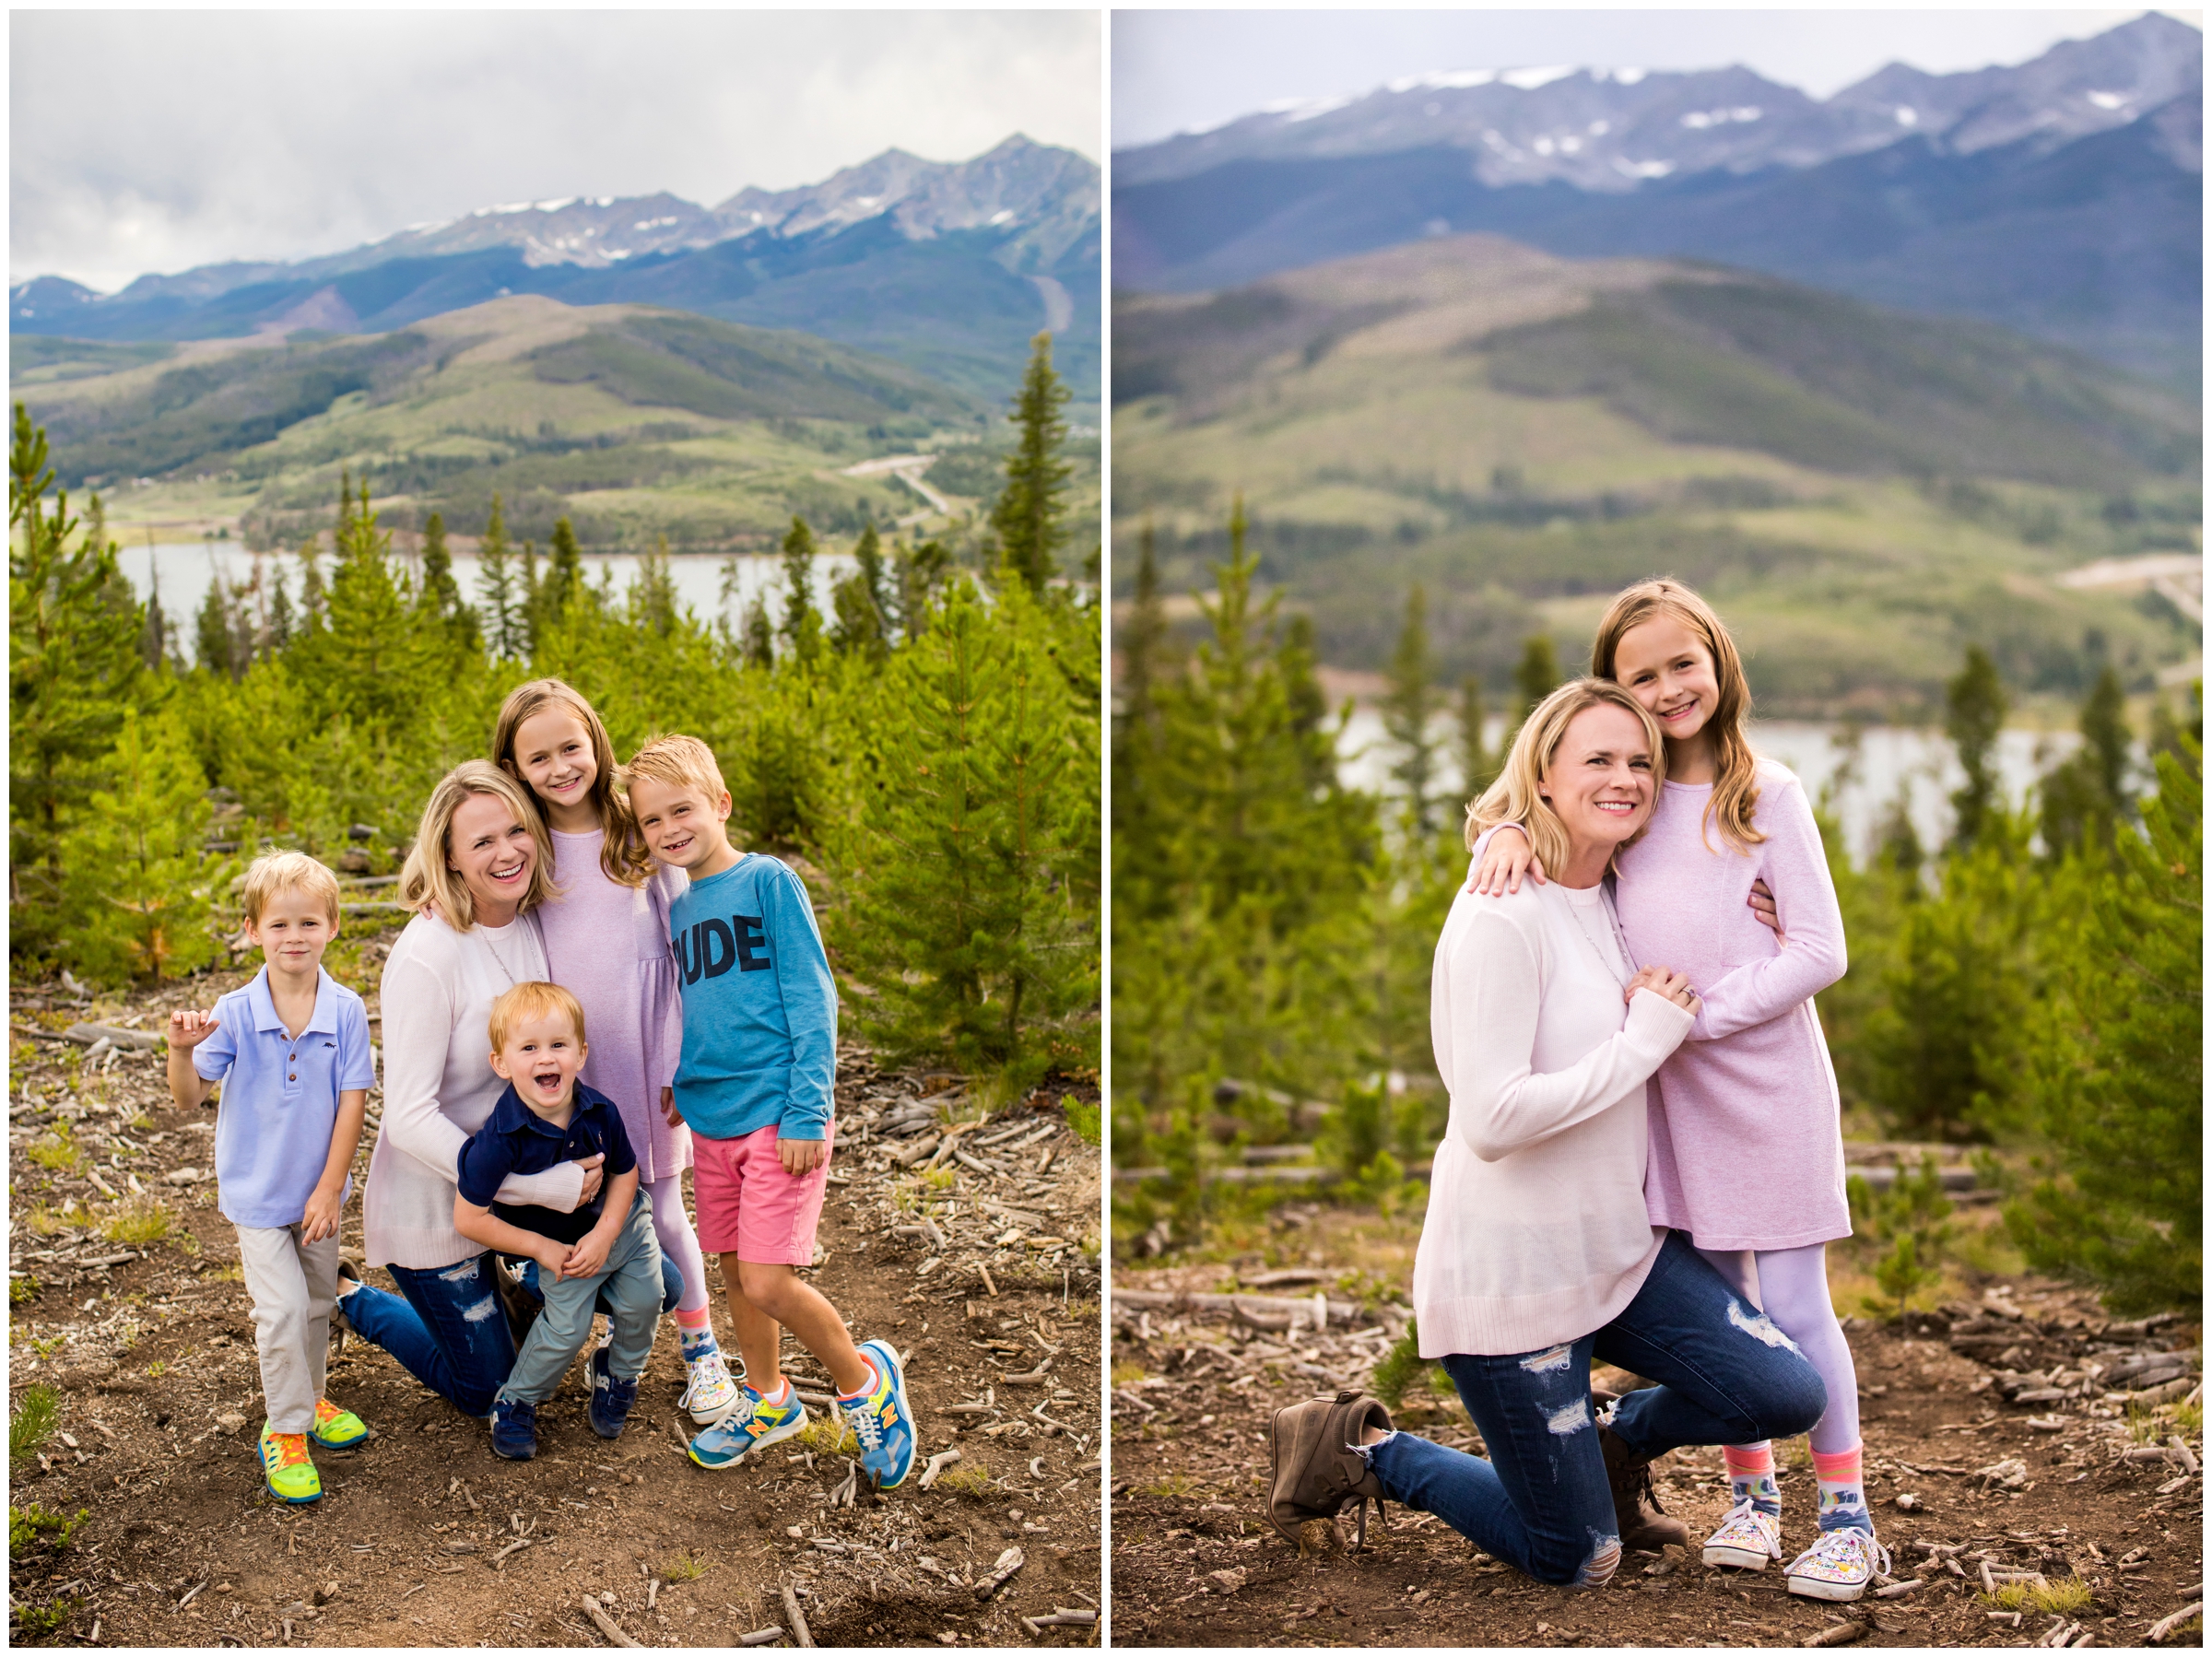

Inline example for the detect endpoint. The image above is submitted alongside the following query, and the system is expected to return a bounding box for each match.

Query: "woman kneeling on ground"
[335,762,679,1418]
[1268,678,1827,1590]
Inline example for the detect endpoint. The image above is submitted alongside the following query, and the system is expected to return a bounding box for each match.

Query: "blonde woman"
[1468,579,1874,1600]
[334,762,677,1418]
[1268,680,1826,1592]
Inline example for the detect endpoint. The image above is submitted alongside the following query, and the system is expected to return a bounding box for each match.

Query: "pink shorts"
[690,1123,833,1264]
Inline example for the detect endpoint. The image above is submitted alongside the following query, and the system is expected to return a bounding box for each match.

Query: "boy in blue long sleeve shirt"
[626,734,917,1490]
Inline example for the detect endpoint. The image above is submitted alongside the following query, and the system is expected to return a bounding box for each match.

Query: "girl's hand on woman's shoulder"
[1467,822,1547,897]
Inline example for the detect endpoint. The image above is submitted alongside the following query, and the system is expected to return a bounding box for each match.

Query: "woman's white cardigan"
[360,912,586,1272]
[1413,874,1695,1358]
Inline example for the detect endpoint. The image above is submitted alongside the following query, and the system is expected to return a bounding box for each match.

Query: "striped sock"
[675,1307,717,1362]
[1812,1442,1871,1534]
[1724,1443,1782,1516]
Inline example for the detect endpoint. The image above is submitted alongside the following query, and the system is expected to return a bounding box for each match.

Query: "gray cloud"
[1112,9,2171,151]
[12,9,1100,292]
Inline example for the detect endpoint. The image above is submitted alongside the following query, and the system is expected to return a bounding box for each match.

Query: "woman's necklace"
[479,915,530,988]
[1561,887,1633,985]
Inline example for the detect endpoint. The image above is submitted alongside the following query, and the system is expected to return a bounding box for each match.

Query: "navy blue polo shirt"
[454,1080,637,1247]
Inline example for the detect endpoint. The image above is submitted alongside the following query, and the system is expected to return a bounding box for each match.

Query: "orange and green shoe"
[258,1426,322,1504]
[310,1396,369,1451]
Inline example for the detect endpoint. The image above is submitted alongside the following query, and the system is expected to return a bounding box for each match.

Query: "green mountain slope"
[17,297,998,551]
[1112,235,2200,716]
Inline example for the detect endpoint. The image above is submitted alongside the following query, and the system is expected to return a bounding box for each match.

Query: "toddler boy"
[626,734,917,1488]
[454,981,664,1460]
[167,851,375,1504]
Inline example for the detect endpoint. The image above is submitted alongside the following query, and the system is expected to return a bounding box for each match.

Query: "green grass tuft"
[10,1385,60,1464]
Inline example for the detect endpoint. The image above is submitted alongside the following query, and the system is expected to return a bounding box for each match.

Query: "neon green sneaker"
[258,1426,322,1504]
[311,1396,369,1451]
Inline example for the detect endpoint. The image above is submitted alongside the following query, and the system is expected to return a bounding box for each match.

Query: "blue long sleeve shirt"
[667,853,838,1141]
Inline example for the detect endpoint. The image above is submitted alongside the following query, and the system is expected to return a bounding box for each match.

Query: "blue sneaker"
[688,1381,807,1471]
[489,1398,538,1461]
[839,1339,917,1490]
[588,1346,639,1440]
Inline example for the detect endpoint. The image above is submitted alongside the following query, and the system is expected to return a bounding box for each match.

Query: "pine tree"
[2041,666,2132,858]
[475,494,520,659]
[1455,675,1493,802]
[835,578,1095,1087]
[1510,635,1559,742]
[266,567,293,653]
[830,568,888,659]
[854,522,890,624]
[779,516,822,665]
[740,594,775,668]
[195,574,237,678]
[991,332,1073,595]
[141,566,173,670]
[416,510,479,653]
[63,704,221,985]
[297,537,327,633]
[632,535,679,637]
[2007,741,2200,1312]
[1382,585,1441,833]
[1946,645,2006,851]
[11,405,148,961]
[287,481,424,732]
[895,538,952,640]
[545,516,586,627]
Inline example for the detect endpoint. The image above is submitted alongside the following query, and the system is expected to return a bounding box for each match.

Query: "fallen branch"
[2147,1604,2203,1645]
[735,1630,785,1648]
[580,1595,640,1648]
[1021,1609,1100,1634]
[782,1581,815,1649]
[918,1448,962,1489]
[1802,1623,1863,1648]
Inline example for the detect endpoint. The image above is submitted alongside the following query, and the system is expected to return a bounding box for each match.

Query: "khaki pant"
[234,1222,340,1435]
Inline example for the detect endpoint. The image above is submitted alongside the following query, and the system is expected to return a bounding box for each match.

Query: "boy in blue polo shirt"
[454,981,664,1461]
[167,851,376,1505]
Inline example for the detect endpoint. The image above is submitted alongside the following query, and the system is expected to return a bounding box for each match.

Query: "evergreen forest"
[9,335,1100,1099]
[1112,509,2202,1316]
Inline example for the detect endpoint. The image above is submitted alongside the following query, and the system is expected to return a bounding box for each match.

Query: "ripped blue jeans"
[1364,1230,1827,1588]
[344,1248,682,1419]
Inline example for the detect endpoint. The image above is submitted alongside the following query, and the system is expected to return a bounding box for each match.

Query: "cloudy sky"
[1113,9,2197,150]
[12,10,1101,294]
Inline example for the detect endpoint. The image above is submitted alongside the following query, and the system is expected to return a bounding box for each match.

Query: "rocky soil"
[7,946,1103,1648]
[1110,1246,2202,1649]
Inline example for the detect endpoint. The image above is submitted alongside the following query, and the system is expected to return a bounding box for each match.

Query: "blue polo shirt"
[454,1080,637,1247]
[193,966,376,1230]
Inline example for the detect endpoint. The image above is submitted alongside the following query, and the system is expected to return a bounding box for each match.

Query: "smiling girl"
[1468,579,1879,1602]
[490,680,737,1427]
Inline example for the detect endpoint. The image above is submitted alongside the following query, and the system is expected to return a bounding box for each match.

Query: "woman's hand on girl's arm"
[1627,964,1701,1017]
[1466,823,1546,897]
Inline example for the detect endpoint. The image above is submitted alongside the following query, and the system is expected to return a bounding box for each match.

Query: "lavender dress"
[538,828,690,1181]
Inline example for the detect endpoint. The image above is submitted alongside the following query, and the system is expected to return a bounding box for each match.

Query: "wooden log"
[735,1630,785,1647]
[918,1448,962,1488]
[974,1545,1025,1602]
[2147,1604,2203,1645]
[1802,1623,1863,1648]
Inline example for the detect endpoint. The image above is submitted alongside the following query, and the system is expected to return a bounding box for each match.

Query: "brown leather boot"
[1595,1400,1689,1552]
[1267,1390,1394,1551]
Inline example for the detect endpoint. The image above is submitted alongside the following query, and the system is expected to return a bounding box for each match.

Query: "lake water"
[1335,705,2085,867]
[120,542,857,639]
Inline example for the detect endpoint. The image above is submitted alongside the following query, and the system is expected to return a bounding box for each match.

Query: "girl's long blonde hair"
[1592,578,1765,852]
[399,761,558,929]
[492,678,652,887]
[1466,677,1666,874]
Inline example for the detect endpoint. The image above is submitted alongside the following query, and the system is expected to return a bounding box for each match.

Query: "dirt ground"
[1109,1214,2203,1650]
[6,941,1103,1648]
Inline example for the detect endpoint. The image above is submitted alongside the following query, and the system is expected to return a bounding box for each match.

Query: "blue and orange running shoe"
[838,1339,917,1490]
[688,1379,807,1471]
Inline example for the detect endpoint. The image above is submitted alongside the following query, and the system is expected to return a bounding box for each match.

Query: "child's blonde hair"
[241,851,342,927]
[488,981,586,1052]
[399,761,558,930]
[1466,678,1666,874]
[625,734,727,803]
[1591,578,1766,852]
[491,678,652,888]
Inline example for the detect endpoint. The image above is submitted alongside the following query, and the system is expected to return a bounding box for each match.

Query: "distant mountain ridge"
[10,135,1100,405]
[1117,14,2199,189]
[1112,16,2200,387]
